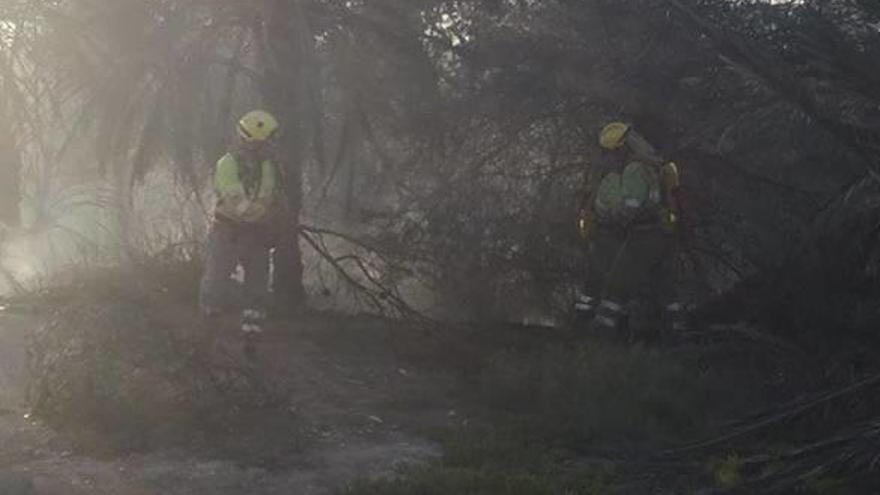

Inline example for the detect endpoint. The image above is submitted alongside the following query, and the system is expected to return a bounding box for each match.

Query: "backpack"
[593,160,661,224]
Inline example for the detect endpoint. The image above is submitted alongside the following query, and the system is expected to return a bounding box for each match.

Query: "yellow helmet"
[237,110,279,142]
[599,122,630,150]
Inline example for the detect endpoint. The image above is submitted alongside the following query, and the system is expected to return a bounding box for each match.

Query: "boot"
[240,309,266,362]
[661,302,692,344]
[574,293,597,315]
[240,308,267,334]
[572,292,596,334]
[664,302,691,332]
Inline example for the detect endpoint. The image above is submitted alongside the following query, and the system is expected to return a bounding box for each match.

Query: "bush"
[24,265,301,461]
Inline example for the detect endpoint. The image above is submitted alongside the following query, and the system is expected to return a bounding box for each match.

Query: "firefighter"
[199,110,281,335]
[575,122,687,340]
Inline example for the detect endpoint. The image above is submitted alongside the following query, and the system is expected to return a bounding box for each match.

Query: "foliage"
[711,453,743,488]
[24,263,302,461]
[345,338,749,494]
[5,1,880,488]
[344,427,616,495]
[1,0,878,321]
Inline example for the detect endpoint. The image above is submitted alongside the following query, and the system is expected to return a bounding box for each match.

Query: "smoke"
[2,236,40,282]
[0,224,84,294]
[0,168,210,295]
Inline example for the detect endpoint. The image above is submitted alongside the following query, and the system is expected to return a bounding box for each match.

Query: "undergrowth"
[344,339,754,494]
[22,260,307,465]
[343,425,616,495]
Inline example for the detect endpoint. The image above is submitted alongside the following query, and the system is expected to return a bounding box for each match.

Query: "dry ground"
[0,309,466,494]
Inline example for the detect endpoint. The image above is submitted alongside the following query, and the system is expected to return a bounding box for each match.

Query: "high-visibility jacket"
[214,152,277,223]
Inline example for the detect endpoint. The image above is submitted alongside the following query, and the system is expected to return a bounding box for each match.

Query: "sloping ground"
[6,265,876,494]
[0,304,461,494]
[0,293,798,495]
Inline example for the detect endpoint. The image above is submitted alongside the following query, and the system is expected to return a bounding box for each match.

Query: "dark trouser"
[199,218,272,314]
[584,225,676,339]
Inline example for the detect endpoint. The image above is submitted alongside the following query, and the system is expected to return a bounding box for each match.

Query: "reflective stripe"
[243,309,266,319]
[238,122,254,139]
[666,302,685,312]
[577,295,595,304]
[242,323,264,333]
[600,300,625,313]
[575,302,595,312]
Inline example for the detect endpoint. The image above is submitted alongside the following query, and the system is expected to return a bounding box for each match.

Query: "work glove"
[578,209,594,241]
[661,162,681,191]
[660,209,678,233]
[233,197,253,218]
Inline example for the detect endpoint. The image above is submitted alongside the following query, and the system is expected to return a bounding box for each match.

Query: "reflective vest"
[214,152,277,223]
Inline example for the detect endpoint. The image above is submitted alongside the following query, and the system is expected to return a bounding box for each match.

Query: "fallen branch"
[662,372,880,457]
[298,225,434,326]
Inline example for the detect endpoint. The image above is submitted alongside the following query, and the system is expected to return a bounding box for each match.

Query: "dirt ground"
[0,310,464,494]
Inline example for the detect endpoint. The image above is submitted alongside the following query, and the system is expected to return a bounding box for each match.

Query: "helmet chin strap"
[238,140,268,158]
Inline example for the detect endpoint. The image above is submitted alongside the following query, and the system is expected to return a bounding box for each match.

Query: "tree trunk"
[0,124,21,229]
[261,0,314,311]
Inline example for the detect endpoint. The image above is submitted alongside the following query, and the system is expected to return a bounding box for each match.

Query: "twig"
[298,227,434,325]
[661,372,880,457]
